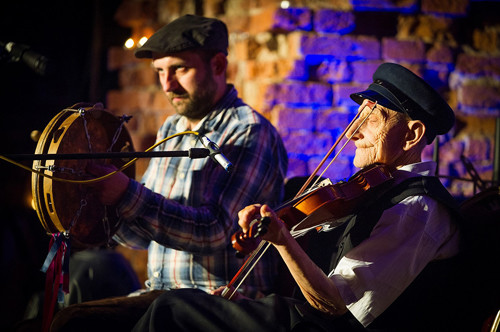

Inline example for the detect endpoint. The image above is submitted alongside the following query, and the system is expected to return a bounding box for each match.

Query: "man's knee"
[50,304,90,332]
[148,288,207,314]
[133,289,220,331]
[51,291,166,332]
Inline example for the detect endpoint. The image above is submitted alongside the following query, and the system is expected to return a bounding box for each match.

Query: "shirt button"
[179,173,185,179]
[153,272,160,278]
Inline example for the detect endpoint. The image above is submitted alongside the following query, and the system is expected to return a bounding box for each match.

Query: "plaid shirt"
[114,86,288,297]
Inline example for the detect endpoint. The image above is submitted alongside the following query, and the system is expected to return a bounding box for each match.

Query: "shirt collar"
[397,161,437,176]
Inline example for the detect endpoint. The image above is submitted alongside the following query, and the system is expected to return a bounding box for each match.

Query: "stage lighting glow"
[124,38,135,49]
[138,37,148,47]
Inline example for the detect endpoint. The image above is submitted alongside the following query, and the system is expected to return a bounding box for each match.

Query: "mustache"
[355,143,372,149]
[167,91,189,99]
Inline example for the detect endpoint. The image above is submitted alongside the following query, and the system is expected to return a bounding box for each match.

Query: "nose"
[159,71,179,93]
[346,111,365,141]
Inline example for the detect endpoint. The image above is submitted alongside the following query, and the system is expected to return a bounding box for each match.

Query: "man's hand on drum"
[86,163,130,206]
[237,204,288,246]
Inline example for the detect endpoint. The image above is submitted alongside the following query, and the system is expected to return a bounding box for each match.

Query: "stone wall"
[107,0,500,199]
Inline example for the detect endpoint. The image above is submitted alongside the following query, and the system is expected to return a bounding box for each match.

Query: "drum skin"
[32,104,135,249]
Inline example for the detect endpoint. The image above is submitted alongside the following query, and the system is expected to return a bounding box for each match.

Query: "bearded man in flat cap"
[49,14,288,332]
[131,63,470,332]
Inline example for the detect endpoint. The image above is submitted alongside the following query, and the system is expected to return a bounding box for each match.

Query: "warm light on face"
[124,38,135,49]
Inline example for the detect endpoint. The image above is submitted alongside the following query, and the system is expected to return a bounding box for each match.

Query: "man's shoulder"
[221,102,278,134]
[385,175,458,210]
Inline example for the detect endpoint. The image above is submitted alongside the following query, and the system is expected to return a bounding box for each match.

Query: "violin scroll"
[231,216,270,257]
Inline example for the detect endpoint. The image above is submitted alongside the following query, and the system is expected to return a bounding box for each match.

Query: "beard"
[167,72,218,120]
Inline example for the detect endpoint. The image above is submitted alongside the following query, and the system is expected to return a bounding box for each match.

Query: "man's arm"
[238,204,348,316]
[107,122,286,254]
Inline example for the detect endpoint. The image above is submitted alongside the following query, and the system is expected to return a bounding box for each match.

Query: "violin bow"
[298,101,378,194]
[222,101,378,300]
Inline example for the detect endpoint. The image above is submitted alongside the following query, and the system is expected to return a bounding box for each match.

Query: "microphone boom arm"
[3,148,210,161]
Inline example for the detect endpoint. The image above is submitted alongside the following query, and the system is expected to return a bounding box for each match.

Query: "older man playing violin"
[132,63,465,332]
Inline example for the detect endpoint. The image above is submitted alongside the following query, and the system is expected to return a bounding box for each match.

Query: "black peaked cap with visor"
[134,14,229,59]
[350,63,455,144]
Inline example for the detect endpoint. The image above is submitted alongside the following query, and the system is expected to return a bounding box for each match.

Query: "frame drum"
[32,104,135,249]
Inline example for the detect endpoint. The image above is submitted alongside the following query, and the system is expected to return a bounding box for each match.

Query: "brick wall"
[107,0,500,199]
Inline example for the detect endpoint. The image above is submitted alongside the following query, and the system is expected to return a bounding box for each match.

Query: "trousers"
[50,290,165,332]
[132,289,365,332]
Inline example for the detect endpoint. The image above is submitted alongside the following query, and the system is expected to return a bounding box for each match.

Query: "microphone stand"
[3,148,210,161]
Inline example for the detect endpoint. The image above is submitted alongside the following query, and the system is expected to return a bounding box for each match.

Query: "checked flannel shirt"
[114,85,288,297]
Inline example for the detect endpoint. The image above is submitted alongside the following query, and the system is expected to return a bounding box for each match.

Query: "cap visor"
[350,88,404,113]
[134,47,155,59]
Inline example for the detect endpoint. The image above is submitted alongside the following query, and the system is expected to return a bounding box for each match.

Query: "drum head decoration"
[32,103,135,249]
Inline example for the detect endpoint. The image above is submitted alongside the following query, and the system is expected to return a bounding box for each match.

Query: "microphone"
[2,41,50,76]
[199,135,233,173]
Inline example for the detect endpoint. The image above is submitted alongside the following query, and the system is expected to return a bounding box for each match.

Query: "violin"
[222,163,394,299]
[231,164,394,256]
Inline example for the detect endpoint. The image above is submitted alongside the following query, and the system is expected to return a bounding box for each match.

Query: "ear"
[403,120,426,151]
[211,52,227,76]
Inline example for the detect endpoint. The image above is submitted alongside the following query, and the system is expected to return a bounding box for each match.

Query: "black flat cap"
[135,14,228,58]
[350,63,455,144]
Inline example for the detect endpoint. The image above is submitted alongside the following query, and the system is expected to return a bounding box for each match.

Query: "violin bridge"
[317,178,333,188]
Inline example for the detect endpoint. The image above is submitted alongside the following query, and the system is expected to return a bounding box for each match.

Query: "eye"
[173,65,189,74]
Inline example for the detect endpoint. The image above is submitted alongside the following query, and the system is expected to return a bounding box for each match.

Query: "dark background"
[0,1,130,329]
[0,0,129,155]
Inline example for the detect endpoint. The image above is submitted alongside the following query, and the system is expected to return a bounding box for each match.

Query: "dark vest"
[329,176,464,331]
[330,176,460,270]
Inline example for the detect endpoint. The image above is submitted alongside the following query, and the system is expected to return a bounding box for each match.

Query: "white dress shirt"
[329,161,461,327]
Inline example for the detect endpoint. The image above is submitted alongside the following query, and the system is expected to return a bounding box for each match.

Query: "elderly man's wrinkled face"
[347,100,410,169]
